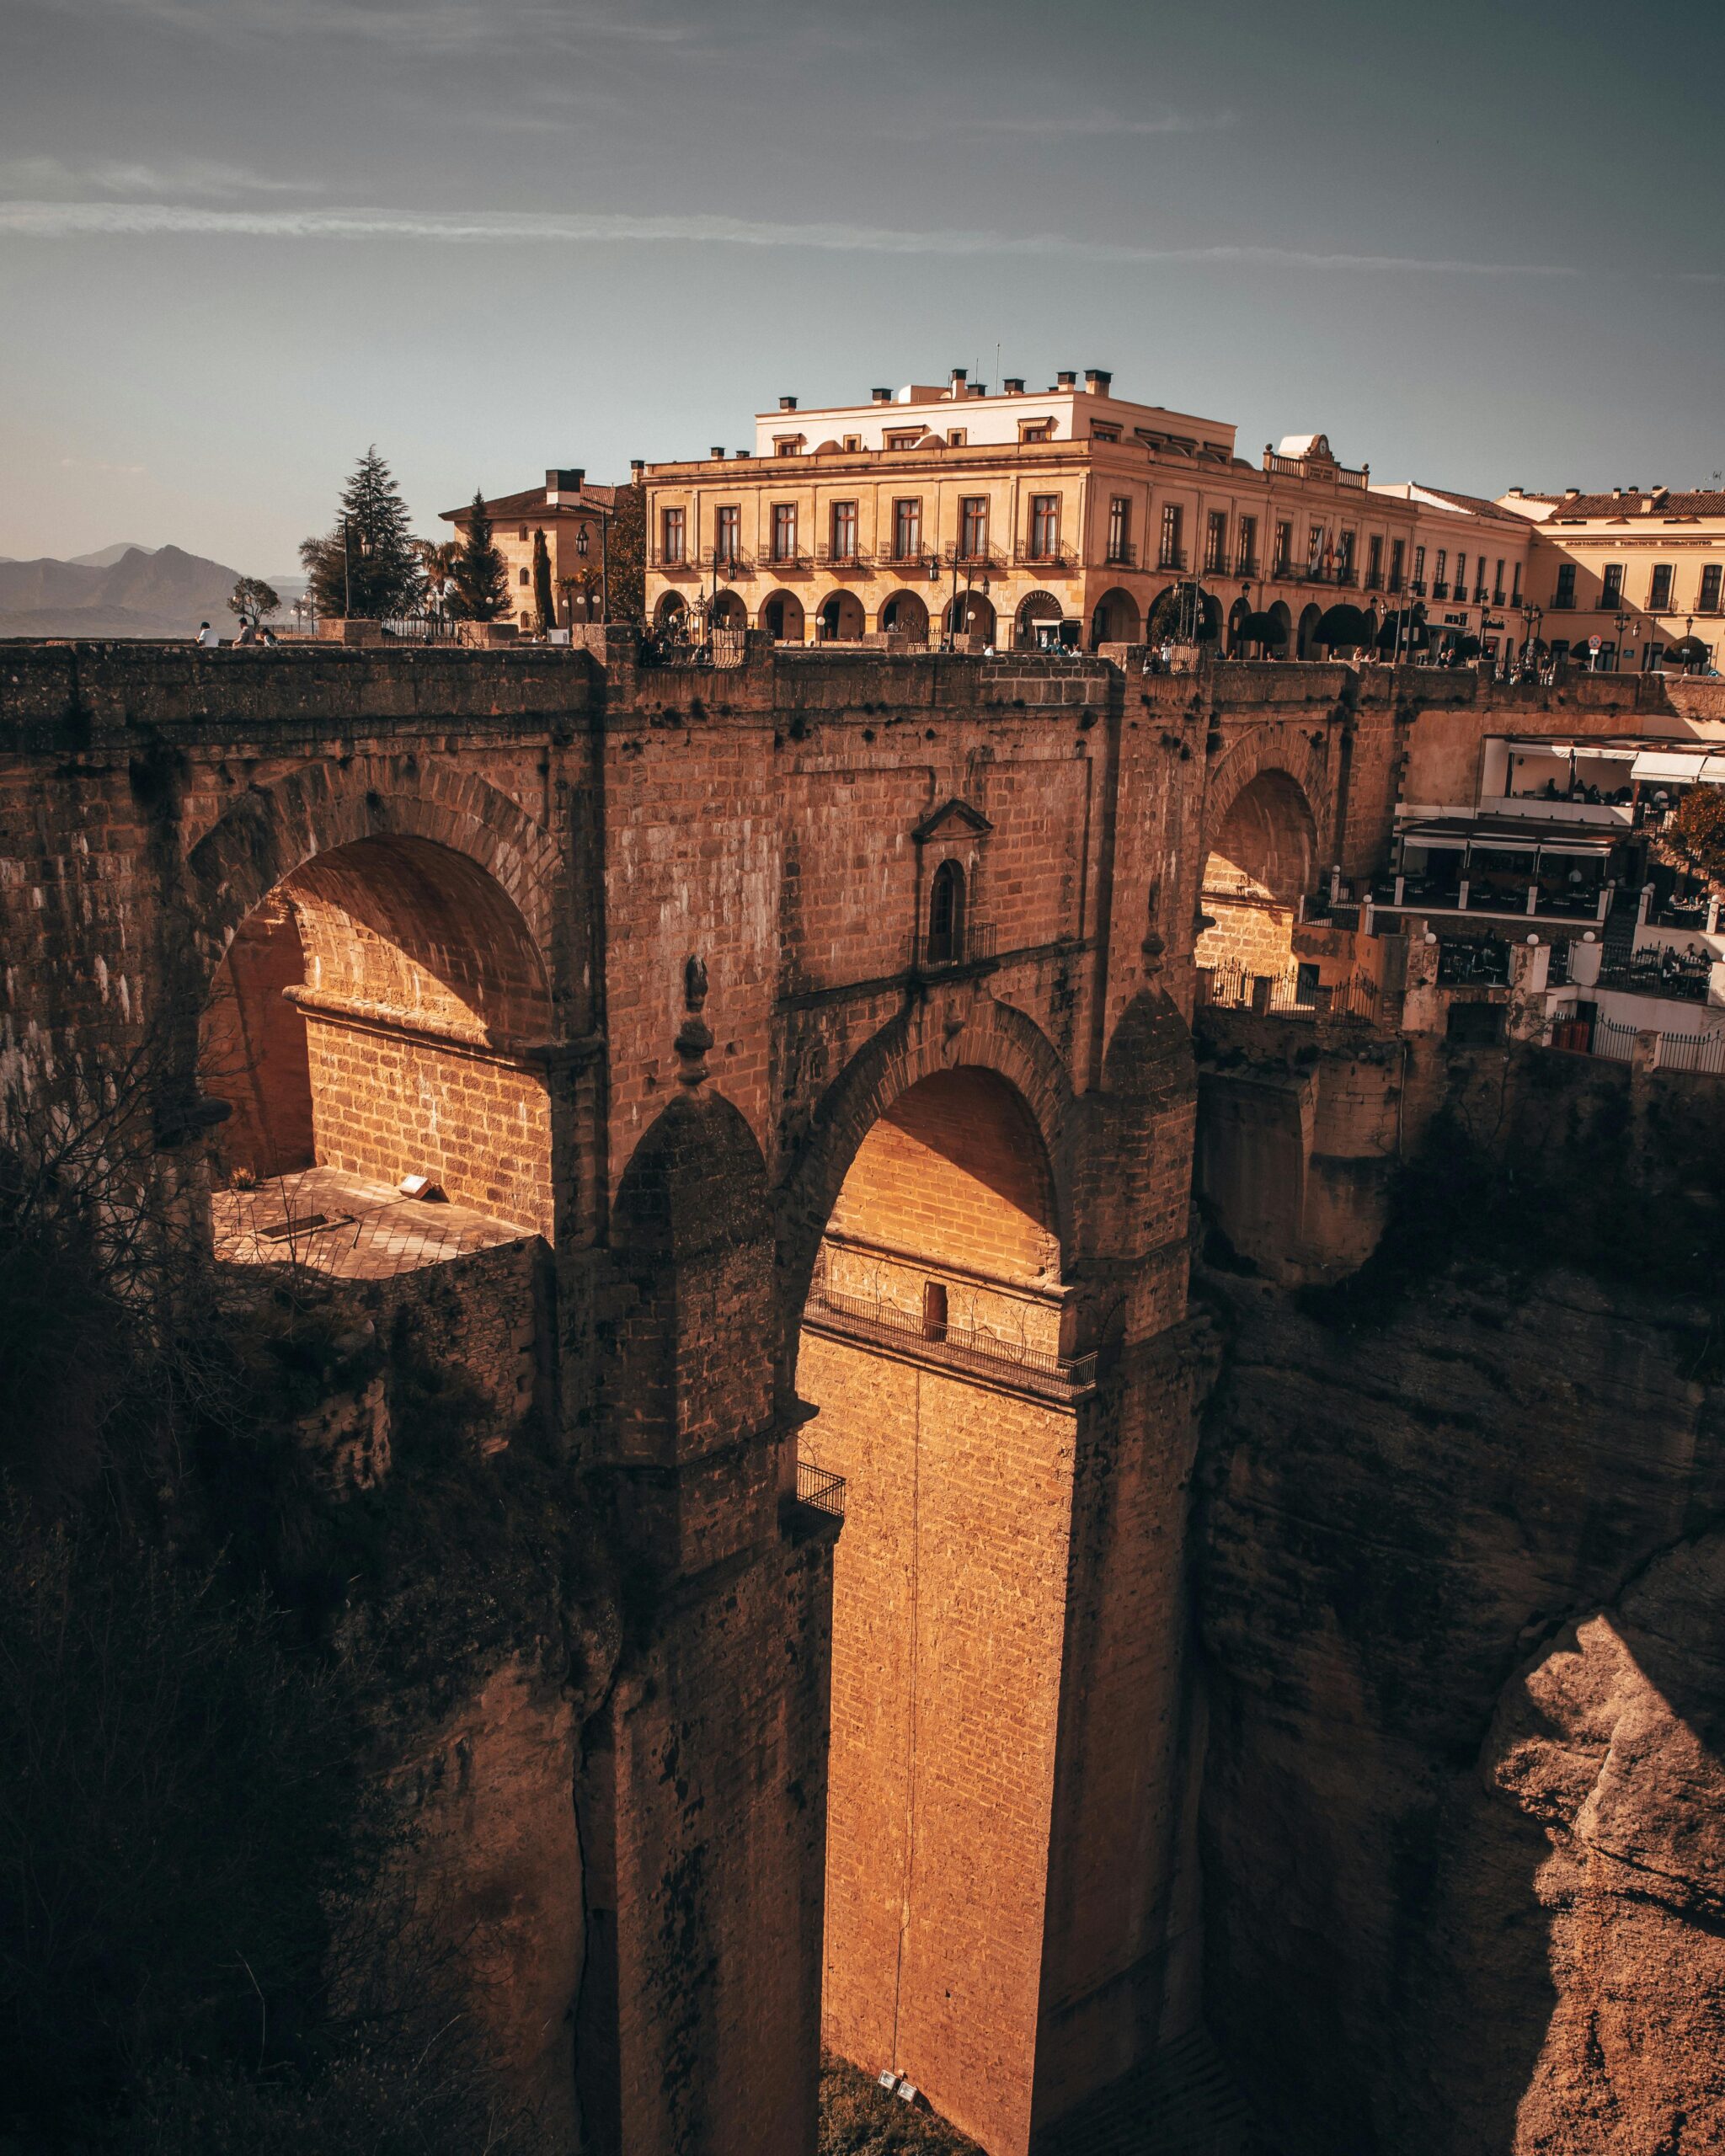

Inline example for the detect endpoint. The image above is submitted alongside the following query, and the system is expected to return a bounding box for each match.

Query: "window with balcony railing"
[1160,504,1183,571]
[1554,564,1576,608]
[661,507,686,565]
[1701,563,1723,612]
[772,504,798,562]
[1650,563,1674,609]
[830,500,857,562]
[1028,492,1060,558]
[714,506,740,564]
[1432,580,1449,600]
[1236,516,1258,578]
[892,497,921,560]
[958,495,989,560]
[1204,509,1228,574]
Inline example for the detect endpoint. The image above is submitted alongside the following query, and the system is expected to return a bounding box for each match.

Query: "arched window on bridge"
[927,858,964,965]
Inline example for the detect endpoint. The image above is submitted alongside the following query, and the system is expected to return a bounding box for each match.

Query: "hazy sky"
[3,0,1722,573]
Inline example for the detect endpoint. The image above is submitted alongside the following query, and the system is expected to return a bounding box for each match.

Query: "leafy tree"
[451,494,510,623]
[531,528,555,632]
[227,577,280,628]
[1146,581,1218,644]
[298,447,422,621]
[606,483,645,623]
[1670,787,1725,883]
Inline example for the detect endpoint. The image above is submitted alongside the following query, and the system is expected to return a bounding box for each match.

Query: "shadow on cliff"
[1192,1046,1725,2153]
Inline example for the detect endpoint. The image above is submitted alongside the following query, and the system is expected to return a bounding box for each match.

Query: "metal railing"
[381,616,463,641]
[1199,958,1381,1021]
[638,625,750,669]
[911,917,996,972]
[1436,938,1509,985]
[805,1281,1097,1392]
[1598,949,1713,1002]
[796,1460,846,1518]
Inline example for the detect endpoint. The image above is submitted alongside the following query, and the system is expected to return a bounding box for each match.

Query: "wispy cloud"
[947,109,1238,137]
[0,155,314,198]
[59,455,148,476]
[47,0,696,55]
[0,199,1582,275]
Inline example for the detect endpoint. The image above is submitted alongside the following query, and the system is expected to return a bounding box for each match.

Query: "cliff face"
[1198,1261,1725,2153]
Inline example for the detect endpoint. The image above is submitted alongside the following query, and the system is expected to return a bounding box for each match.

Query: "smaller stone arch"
[761,590,805,643]
[1015,590,1063,649]
[879,590,929,640]
[710,590,748,630]
[1196,766,1319,984]
[945,590,996,644]
[654,590,688,631]
[1090,586,1140,648]
[818,590,866,641]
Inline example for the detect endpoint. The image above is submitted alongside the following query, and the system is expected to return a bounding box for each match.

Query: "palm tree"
[414,539,462,619]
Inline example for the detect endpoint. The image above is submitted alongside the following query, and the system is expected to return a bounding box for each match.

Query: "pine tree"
[451,494,510,623]
[531,528,556,632]
[605,483,646,623]
[297,446,422,620]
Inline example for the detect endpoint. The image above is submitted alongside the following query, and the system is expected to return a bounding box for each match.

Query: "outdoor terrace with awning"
[1373,817,1618,923]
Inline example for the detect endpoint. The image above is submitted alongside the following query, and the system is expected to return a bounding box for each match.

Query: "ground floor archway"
[795,1064,1078,2156]
[880,590,930,640]
[944,590,996,643]
[1014,590,1064,648]
[654,590,687,631]
[1296,602,1322,659]
[710,589,748,630]
[762,590,805,642]
[819,590,866,640]
[1089,585,1140,648]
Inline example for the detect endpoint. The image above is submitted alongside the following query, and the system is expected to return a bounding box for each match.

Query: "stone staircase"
[1032,2031,1278,2156]
[1600,886,1640,969]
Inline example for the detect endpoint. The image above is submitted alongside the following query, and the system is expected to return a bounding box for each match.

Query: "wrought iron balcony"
[911,916,996,974]
[796,1460,846,1518]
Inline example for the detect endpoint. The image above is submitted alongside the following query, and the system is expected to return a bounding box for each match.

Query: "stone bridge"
[0,637,1682,2155]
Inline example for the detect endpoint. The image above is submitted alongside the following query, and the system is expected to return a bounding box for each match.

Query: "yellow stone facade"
[1505,486,1725,673]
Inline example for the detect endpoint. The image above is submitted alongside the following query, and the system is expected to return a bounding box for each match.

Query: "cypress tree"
[451,494,510,623]
[297,446,422,620]
[531,528,555,632]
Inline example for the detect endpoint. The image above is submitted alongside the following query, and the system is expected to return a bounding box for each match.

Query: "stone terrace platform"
[211,1166,532,1280]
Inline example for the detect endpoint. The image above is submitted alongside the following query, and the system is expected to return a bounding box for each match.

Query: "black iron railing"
[796,1460,846,1518]
[1199,958,1381,1022]
[806,1283,1096,1392]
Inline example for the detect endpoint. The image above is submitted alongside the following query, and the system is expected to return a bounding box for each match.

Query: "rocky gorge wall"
[1194,1042,1725,2153]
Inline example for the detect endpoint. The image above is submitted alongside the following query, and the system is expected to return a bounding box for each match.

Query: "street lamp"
[1520,600,1542,673]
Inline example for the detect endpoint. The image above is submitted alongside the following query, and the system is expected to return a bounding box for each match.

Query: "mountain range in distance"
[0,545,307,640]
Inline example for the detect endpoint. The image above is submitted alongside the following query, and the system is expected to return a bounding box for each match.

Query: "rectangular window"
[1204,509,1228,574]
[1274,520,1292,574]
[1019,420,1053,443]
[1108,495,1131,563]
[1650,563,1674,608]
[1366,536,1383,588]
[661,506,686,563]
[1307,523,1325,576]
[1337,529,1355,580]
[830,500,857,560]
[1030,493,1060,557]
[1701,563,1723,611]
[959,496,989,558]
[841,435,861,452]
[1601,561,1623,606]
[1237,515,1258,574]
[1389,538,1405,592]
[1453,553,1467,600]
[885,430,921,451]
[772,503,798,561]
[714,505,740,563]
[1512,560,1522,605]
[893,498,921,559]
[1493,558,1506,600]
[948,429,967,447]
[1434,548,1448,596]
[1413,543,1426,590]
[1554,563,1576,608]
[1160,503,1184,569]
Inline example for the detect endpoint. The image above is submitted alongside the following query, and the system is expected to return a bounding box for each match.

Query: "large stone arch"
[185,755,558,994]
[1201,725,1332,882]
[776,992,1076,1334]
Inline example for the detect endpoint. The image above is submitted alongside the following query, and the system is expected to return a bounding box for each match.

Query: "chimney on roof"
[1056,370,1076,389]
[1083,368,1112,395]
[871,387,891,404]
[546,467,584,494]
[1003,376,1024,394]
[970,382,987,398]
[1564,487,1580,498]
[1508,486,1523,497]
[948,367,968,398]
[710,446,726,460]
[630,459,644,483]
[779,395,798,411]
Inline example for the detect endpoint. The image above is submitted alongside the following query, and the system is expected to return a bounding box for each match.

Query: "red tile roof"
[1545,489,1725,522]
[1414,483,1527,522]
[441,481,622,525]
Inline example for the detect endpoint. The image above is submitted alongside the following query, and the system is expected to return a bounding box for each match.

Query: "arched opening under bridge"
[200,832,553,1276]
[1196,769,1318,986]
[796,1065,1083,2156]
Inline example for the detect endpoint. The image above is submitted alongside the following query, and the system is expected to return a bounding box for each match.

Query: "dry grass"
[819,2056,984,2155]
